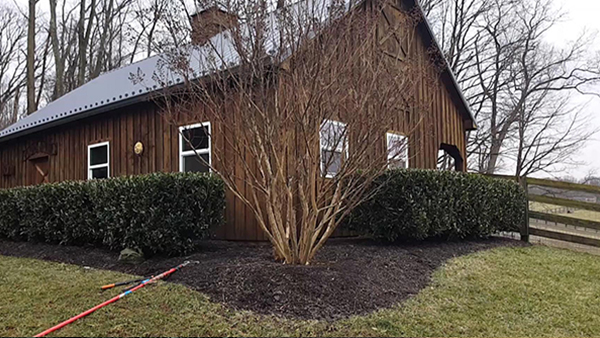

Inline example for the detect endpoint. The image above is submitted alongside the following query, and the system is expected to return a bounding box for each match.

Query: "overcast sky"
[544,0,600,179]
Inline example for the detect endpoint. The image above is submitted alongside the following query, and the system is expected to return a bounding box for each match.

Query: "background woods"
[1,0,191,128]
[421,0,600,176]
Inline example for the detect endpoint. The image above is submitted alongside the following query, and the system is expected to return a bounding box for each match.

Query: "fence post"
[520,176,530,242]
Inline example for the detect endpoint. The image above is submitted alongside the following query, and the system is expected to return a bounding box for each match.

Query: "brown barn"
[0,0,475,240]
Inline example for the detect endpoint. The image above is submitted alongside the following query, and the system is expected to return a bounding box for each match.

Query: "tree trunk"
[12,87,20,123]
[77,0,86,86]
[485,139,501,174]
[49,0,65,99]
[26,0,36,115]
[77,0,96,86]
[35,35,50,107]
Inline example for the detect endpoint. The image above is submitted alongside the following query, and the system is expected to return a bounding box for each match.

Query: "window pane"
[389,158,408,169]
[322,150,342,176]
[387,133,408,168]
[387,134,406,158]
[320,120,346,151]
[183,153,210,173]
[182,125,209,152]
[91,167,108,179]
[90,145,108,166]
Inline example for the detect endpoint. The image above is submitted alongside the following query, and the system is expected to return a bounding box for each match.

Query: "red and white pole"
[34,261,196,337]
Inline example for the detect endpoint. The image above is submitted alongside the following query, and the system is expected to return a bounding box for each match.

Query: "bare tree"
[76,0,97,86]
[581,169,600,186]
[47,0,137,100]
[5,0,189,117]
[423,0,600,175]
[419,0,444,16]
[49,0,63,98]
[26,0,37,114]
[89,0,136,78]
[0,5,27,128]
[151,0,438,264]
[128,0,168,61]
[512,98,595,177]
[421,0,495,79]
[496,0,599,177]
[127,0,190,60]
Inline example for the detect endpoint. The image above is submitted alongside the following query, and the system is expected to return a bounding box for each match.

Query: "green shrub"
[344,170,526,241]
[0,173,225,256]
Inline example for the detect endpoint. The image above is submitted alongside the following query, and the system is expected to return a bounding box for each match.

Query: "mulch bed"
[0,237,526,320]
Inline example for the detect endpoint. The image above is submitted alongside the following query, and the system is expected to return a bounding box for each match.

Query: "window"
[320,119,347,178]
[179,122,211,173]
[88,141,109,179]
[386,132,408,169]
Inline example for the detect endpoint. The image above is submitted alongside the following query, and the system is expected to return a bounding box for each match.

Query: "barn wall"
[0,101,267,241]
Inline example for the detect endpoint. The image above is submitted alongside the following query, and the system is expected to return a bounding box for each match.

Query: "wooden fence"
[488,174,600,248]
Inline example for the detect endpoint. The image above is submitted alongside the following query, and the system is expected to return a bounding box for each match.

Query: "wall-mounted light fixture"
[134,142,144,155]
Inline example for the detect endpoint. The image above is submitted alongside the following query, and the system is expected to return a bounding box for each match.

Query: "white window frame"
[87,141,110,179]
[179,122,211,173]
[386,132,409,169]
[437,149,445,169]
[320,119,348,178]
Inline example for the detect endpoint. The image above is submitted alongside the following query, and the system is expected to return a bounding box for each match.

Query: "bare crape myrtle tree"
[150,0,441,264]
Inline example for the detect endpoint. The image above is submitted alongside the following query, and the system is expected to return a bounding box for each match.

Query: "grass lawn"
[530,201,600,221]
[2,245,600,337]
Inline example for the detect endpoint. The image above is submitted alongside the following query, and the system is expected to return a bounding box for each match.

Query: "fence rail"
[528,228,600,248]
[487,174,600,248]
[528,194,600,213]
[528,211,600,231]
[527,177,600,194]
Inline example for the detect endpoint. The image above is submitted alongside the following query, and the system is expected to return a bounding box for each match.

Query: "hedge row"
[345,169,526,241]
[0,173,225,256]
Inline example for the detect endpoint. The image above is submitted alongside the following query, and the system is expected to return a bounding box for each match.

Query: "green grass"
[530,201,600,221]
[2,245,600,337]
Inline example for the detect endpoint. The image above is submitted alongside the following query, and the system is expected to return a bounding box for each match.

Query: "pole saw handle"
[100,278,146,291]
[100,283,116,290]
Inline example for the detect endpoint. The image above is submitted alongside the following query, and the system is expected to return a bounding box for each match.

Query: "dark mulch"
[0,237,526,320]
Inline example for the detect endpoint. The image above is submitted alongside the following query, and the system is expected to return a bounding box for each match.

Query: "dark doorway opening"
[437,143,464,172]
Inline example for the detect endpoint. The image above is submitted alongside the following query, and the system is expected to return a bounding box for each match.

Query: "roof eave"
[0,94,150,144]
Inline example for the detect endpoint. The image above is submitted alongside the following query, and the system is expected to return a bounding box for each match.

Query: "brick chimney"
[190,6,238,45]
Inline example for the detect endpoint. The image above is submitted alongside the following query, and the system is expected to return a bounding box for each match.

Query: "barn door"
[28,156,49,185]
